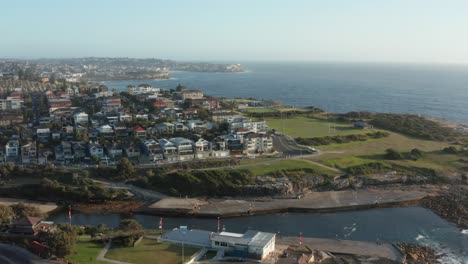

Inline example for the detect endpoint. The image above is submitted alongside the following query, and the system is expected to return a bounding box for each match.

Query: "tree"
[0,205,14,225]
[118,219,142,233]
[47,230,75,258]
[117,158,135,179]
[49,73,57,84]
[384,148,403,160]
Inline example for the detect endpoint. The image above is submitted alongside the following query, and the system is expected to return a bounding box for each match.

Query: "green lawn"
[307,132,452,176]
[243,107,278,113]
[105,239,199,264]
[246,159,337,176]
[264,116,381,138]
[67,236,107,264]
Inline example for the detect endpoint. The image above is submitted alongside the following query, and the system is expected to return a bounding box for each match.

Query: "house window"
[215,241,220,246]
[220,242,228,247]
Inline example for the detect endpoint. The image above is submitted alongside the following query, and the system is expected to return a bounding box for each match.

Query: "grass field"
[307,131,451,175]
[245,159,338,176]
[242,107,278,113]
[105,239,199,264]
[264,116,381,138]
[67,236,106,264]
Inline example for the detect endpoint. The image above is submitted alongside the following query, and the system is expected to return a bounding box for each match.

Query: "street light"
[179,227,188,264]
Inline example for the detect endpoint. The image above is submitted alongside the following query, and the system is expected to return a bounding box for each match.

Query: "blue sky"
[1,0,468,63]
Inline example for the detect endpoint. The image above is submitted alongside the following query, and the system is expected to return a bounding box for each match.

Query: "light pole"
[179,228,187,264]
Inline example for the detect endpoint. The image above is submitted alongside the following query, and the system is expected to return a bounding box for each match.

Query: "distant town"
[0,57,243,82]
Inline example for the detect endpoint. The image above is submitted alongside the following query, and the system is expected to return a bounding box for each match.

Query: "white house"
[5,140,19,159]
[88,143,104,158]
[229,118,268,134]
[73,112,89,126]
[36,128,51,142]
[97,125,114,137]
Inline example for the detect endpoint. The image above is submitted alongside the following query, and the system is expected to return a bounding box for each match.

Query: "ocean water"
[103,62,468,124]
[51,207,468,263]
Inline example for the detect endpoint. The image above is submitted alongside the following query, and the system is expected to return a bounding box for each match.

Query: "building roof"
[162,228,212,247]
[12,216,42,226]
[211,230,275,248]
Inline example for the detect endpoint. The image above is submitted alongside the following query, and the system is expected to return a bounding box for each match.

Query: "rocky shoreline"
[396,243,439,264]
[421,187,468,229]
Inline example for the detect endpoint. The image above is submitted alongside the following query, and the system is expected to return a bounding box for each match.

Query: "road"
[272,134,314,156]
[0,244,52,264]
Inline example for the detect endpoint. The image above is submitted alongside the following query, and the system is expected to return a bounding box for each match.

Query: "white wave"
[414,234,467,264]
[461,230,468,235]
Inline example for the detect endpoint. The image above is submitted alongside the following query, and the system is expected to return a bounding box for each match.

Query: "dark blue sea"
[102,62,468,124]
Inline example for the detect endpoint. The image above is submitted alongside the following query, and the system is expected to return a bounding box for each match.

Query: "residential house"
[88,143,104,158]
[155,122,175,135]
[114,125,130,137]
[10,216,53,235]
[133,126,147,138]
[141,139,163,161]
[37,148,53,164]
[193,138,211,159]
[48,98,71,109]
[21,142,37,164]
[0,110,24,126]
[36,128,51,143]
[158,139,177,162]
[5,140,19,160]
[97,125,114,137]
[353,121,372,129]
[226,135,244,154]
[211,111,243,123]
[169,137,194,161]
[73,112,89,126]
[229,118,268,134]
[186,120,206,130]
[119,113,133,122]
[185,96,220,110]
[124,143,141,159]
[106,114,119,125]
[105,143,123,159]
[181,90,204,100]
[173,122,188,132]
[55,141,73,161]
[51,130,61,141]
[72,141,87,160]
[244,133,274,154]
[63,125,75,140]
[0,98,23,110]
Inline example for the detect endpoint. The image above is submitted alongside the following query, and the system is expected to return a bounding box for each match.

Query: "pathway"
[93,179,166,201]
[96,240,132,264]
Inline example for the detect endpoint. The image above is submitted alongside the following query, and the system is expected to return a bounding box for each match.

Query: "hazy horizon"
[2,0,468,64]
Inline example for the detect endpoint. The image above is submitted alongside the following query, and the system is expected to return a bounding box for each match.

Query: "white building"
[73,112,89,126]
[161,227,276,260]
[0,99,23,110]
[5,140,19,159]
[229,118,268,134]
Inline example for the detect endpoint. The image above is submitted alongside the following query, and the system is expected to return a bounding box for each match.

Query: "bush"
[346,162,391,175]
[370,113,458,141]
[384,148,404,160]
[296,131,389,146]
